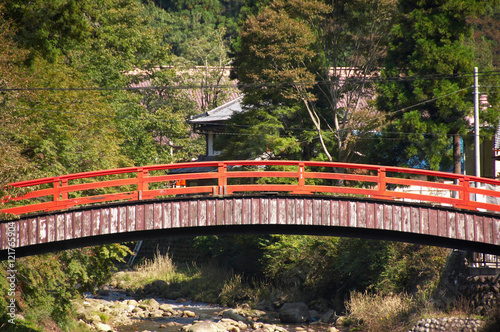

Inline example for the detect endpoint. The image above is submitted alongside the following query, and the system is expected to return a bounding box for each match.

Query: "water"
[85,290,342,332]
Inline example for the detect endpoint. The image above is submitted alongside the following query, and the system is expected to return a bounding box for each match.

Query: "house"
[188,95,245,157]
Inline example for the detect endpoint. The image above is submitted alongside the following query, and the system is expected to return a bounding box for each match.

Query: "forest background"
[1,0,500,330]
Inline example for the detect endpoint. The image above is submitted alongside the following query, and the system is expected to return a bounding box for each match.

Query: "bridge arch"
[2,194,500,258]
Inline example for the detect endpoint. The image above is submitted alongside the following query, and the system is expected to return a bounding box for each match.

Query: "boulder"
[222,309,248,323]
[94,322,114,332]
[183,320,219,332]
[278,302,311,324]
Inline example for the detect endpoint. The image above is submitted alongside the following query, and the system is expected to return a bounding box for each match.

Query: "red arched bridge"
[2,160,500,257]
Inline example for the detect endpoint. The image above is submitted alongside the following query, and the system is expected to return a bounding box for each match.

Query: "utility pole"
[474,67,480,178]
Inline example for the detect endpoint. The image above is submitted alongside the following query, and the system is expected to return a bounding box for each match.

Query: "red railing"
[1,160,500,216]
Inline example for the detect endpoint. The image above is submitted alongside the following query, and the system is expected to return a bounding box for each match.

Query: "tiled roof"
[188,95,245,123]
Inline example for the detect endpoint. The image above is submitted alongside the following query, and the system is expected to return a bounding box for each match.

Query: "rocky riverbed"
[74,288,343,332]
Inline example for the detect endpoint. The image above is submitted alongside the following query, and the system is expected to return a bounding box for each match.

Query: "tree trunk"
[453,134,461,174]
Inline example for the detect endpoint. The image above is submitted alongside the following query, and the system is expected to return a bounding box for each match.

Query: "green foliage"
[374,0,496,172]
[0,244,130,328]
[261,235,448,307]
[194,235,273,276]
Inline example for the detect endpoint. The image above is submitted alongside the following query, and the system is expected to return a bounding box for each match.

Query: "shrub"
[345,291,414,332]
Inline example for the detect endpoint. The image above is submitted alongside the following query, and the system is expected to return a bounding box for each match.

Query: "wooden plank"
[339,201,348,227]
[392,205,401,232]
[401,206,410,232]
[172,201,181,228]
[260,198,269,224]
[74,211,82,239]
[251,198,260,225]
[82,211,91,237]
[475,215,484,243]
[383,205,392,230]
[295,198,304,226]
[483,217,493,245]
[135,204,145,231]
[234,198,242,225]
[56,214,65,241]
[305,199,313,226]
[189,200,198,227]
[180,201,189,228]
[322,199,331,226]
[456,213,465,241]
[357,202,366,228]
[101,208,110,235]
[38,216,47,243]
[29,218,37,245]
[126,206,136,232]
[311,199,323,226]
[163,201,172,229]
[269,198,277,225]
[276,198,286,225]
[493,217,500,245]
[143,204,153,230]
[448,211,456,239]
[287,198,296,225]
[47,215,55,242]
[20,219,29,246]
[410,207,419,233]
[118,206,127,233]
[429,209,438,236]
[216,199,225,226]
[331,200,340,226]
[348,201,357,228]
[153,203,162,229]
[198,200,207,227]
[366,202,374,229]
[207,200,216,226]
[465,214,474,241]
[65,212,74,240]
[242,198,251,225]
[109,207,118,234]
[374,204,383,230]
[225,199,233,225]
[0,223,6,250]
[420,208,429,236]
[92,209,101,236]
[437,210,447,238]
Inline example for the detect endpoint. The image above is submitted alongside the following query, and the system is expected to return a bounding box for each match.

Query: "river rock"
[160,303,174,312]
[139,298,160,311]
[319,309,335,323]
[183,320,220,332]
[279,302,311,324]
[127,299,139,306]
[183,310,197,317]
[223,309,248,322]
[94,322,114,332]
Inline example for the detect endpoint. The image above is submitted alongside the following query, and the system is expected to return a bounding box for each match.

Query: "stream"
[83,290,342,332]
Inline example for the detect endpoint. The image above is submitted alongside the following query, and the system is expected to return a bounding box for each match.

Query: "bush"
[346,291,414,332]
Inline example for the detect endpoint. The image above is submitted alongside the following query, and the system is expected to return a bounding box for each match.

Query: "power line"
[1,71,500,92]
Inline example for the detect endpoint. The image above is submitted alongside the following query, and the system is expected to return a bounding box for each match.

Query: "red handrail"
[1,160,500,216]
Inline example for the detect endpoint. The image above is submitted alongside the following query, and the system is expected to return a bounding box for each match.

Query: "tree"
[227,0,395,162]
[374,0,497,172]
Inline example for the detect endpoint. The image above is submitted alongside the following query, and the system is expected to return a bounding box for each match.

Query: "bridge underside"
[2,195,500,258]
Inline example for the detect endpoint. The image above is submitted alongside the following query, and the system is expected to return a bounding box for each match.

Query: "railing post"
[298,162,305,189]
[377,167,387,198]
[61,179,68,201]
[218,162,227,195]
[53,180,60,208]
[137,167,148,200]
[458,177,471,209]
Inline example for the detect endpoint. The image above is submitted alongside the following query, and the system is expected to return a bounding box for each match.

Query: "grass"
[345,291,415,332]
[112,252,274,307]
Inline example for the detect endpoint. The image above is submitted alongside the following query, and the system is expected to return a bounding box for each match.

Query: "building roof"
[188,95,245,124]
